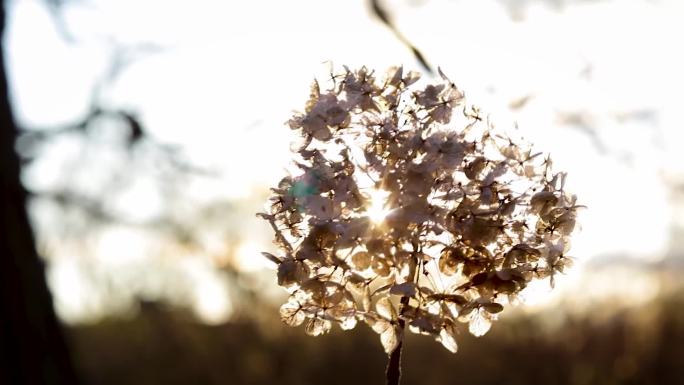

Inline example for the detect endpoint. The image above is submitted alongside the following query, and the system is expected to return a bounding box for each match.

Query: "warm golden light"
[366,188,391,223]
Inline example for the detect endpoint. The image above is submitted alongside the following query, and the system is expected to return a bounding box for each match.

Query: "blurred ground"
[66,288,684,385]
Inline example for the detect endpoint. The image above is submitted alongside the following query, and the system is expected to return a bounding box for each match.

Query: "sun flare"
[366,188,391,223]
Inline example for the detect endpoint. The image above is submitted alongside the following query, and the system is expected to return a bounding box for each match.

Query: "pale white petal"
[305,318,332,336]
[376,297,396,320]
[438,325,459,353]
[279,301,305,327]
[380,325,400,354]
[468,309,492,337]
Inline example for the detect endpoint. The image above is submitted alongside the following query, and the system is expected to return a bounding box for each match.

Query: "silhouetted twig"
[369,0,434,74]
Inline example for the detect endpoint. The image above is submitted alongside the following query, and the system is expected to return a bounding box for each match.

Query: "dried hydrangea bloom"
[258,65,581,356]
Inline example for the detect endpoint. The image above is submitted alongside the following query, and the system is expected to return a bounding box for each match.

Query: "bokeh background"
[3,0,684,384]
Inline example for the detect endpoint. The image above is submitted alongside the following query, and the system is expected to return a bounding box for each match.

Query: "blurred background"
[2,0,683,384]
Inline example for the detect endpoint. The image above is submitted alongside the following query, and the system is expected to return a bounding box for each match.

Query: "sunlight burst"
[365,188,391,223]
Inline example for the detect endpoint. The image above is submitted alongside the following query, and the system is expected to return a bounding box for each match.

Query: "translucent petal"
[304,79,320,113]
[438,254,458,276]
[305,318,331,336]
[278,260,305,288]
[371,257,391,277]
[445,302,460,318]
[403,70,421,86]
[530,191,558,214]
[339,316,358,330]
[347,273,366,285]
[279,301,305,327]
[439,325,459,353]
[376,297,396,320]
[325,291,344,307]
[380,325,400,354]
[362,285,372,312]
[483,302,504,314]
[409,316,439,335]
[557,216,576,236]
[351,251,371,271]
[468,309,492,337]
[370,319,392,334]
[386,66,403,87]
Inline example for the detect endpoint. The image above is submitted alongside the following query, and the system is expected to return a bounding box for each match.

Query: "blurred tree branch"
[12,5,265,320]
[369,0,433,74]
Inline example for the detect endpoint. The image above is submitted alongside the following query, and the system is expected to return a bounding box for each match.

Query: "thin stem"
[385,321,405,385]
[386,241,422,385]
[386,292,410,385]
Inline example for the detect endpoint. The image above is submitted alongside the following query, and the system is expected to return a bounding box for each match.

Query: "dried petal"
[389,282,417,297]
[277,260,309,288]
[339,316,358,330]
[469,309,492,337]
[305,318,332,336]
[438,324,459,353]
[482,302,504,314]
[351,251,372,271]
[279,301,305,327]
[371,257,391,277]
[376,297,397,320]
[378,322,400,354]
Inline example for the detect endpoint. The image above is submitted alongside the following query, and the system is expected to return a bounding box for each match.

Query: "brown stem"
[386,246,421,385]
[385,321,405,385]
[386,294,410,385]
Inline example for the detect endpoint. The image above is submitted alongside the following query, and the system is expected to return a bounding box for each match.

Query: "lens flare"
[366,189,391,223]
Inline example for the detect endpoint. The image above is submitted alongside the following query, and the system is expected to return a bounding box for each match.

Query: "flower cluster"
[258,66,580,354]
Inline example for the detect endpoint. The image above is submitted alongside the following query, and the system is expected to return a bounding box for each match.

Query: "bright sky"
[5,0,684,323]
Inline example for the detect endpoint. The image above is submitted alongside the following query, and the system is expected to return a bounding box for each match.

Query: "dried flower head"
[258,65,581,354]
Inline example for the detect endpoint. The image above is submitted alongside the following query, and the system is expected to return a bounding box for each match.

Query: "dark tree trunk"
[0,3,80,384]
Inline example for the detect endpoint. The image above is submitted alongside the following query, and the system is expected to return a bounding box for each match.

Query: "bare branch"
[369,0,434,74]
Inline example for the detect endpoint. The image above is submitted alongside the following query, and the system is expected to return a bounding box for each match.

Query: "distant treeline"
[66,290,684,385]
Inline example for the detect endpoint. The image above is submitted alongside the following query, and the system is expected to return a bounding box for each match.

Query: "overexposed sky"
[5,0,684,323]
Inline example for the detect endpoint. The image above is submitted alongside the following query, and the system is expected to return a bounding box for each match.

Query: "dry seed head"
[258,65,581,354]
